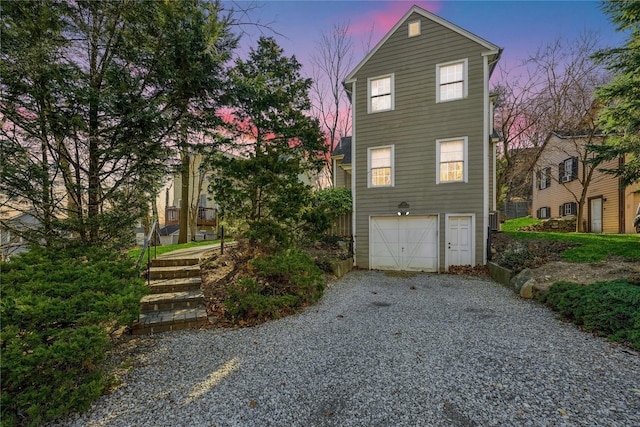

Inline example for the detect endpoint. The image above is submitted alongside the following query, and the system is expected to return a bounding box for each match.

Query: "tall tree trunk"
[178,119,190,243]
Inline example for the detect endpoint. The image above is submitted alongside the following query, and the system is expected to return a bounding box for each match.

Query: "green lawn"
[501,218,640,262]
[128,239,224,266]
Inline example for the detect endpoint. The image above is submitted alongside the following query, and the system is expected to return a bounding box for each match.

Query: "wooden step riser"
[150,258,201,268]
[147,270,201,280]
[148,282,202,294]
[140,299,204,312]
[131,317,208,335]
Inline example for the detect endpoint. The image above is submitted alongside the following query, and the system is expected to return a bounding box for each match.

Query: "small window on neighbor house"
[408,20,421,37]
[537,207,551,219]
[437,59,468,102]
[560,202,577,216]
[559,156,578,183]
[368,146,394,187]
[539,167,551,189]
[368,75,394,113]
[437,137,467,183]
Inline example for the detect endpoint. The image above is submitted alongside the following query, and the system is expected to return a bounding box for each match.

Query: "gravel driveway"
[53,271,639,427]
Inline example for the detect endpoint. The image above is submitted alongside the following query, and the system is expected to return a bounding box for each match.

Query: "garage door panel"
[370,216,437,272]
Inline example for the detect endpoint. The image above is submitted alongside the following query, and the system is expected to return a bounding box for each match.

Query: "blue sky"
[231,0,627,76]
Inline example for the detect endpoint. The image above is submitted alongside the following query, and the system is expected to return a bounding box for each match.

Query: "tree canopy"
[207,37,326,248]
[0,0,236,247]
[591,0,640,187]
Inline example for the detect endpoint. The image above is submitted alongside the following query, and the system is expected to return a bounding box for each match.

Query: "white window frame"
[408,20,421,37]
[367,145,394,188]
[368,74,395,114]
[436,59,468,103]
[436,137,468,184]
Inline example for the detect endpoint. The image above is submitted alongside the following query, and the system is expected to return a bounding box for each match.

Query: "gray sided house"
[344,5,502,272]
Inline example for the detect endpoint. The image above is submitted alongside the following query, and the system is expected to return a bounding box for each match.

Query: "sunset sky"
[232,0,627,77]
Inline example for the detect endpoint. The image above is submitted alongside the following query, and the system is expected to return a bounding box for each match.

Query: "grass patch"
[500,216,542,232]
[540,279,640,350]
[501,219,640,262]
[127,239,223,266]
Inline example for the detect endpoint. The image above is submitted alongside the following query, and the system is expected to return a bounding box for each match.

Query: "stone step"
[151,257,201,268]
[140,289,204,311]
[148,277,202,294]
[131,306,209,335]
[146,265,201,280]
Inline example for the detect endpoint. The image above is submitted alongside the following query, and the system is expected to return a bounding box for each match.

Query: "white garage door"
[370,216,438,272]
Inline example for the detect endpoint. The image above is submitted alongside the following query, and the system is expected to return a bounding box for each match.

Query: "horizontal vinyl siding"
[532,135,634,233]
[353,12,490,269]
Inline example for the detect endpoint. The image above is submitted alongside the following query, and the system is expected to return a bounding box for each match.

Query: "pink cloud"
[348,1,443,40]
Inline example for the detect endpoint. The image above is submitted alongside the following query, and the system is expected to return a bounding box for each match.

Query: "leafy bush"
[1,246,147,427]
[541,279,640,350]
[313,187,352,216]
[493,241,539,273]
[224,249,324,324]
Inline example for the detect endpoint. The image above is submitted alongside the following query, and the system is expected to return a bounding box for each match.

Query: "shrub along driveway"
[52,271,640,427]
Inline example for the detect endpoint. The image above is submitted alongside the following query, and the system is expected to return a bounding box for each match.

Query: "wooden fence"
[328,212,352,237]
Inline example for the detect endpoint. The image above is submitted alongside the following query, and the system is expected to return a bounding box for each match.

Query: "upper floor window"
[559,156,578,183]
[408,20,421,37]
[437,137,467,183]
[538,167,551,190]
[368,74,394,113]
[436,59,468,102]
[368,145,394,187]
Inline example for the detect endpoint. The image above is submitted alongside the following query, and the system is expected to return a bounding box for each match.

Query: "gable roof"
[344,5,502,85]
[331,136,352,165]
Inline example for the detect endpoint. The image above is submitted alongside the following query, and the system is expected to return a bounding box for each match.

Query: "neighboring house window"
[368,146,394,187]
[368,74,394,113]
[199,194,207,208]
[436,59,468,102]
[537,207,551,219]
[408,20,421,37]
[538,167,551,189]
[560,202,577,216]
[437,137,467,183]
[559,156,578,183]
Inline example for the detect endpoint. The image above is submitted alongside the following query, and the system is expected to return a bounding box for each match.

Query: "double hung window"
[437,59,467,102]
[368,75,394,113]
[368,146,394,187]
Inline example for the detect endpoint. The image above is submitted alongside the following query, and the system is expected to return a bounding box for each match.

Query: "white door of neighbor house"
[446,216,473,267]
[370,216,437,272]
[590,198,603,233]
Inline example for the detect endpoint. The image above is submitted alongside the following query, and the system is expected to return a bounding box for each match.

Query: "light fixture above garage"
[397,202,410,216]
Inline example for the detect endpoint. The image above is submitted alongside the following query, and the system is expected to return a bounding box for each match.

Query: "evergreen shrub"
[0,246,147,427]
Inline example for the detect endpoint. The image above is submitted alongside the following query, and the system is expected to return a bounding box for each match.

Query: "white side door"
[590,198,603,233]
[446,215,473,267]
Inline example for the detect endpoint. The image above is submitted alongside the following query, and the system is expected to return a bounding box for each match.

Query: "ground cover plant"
[1,246,147,427]
[203,244,324,327]
[540,280,640,350]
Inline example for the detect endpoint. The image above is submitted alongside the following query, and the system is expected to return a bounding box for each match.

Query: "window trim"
[539,167,551,190]
[408,20,421,37]
[367,74,395,114]
[436,136,468,184]
[561,202,577,216]
[436,59,468,103]
[559,156,578,183]
[537,207,551,219]
[367,145,394,188]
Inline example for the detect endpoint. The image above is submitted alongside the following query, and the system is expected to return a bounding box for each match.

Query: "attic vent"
[408,20,421,37]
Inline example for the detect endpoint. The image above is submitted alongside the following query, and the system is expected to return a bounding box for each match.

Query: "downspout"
[347,79,357,267]
[482,53,490,265]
